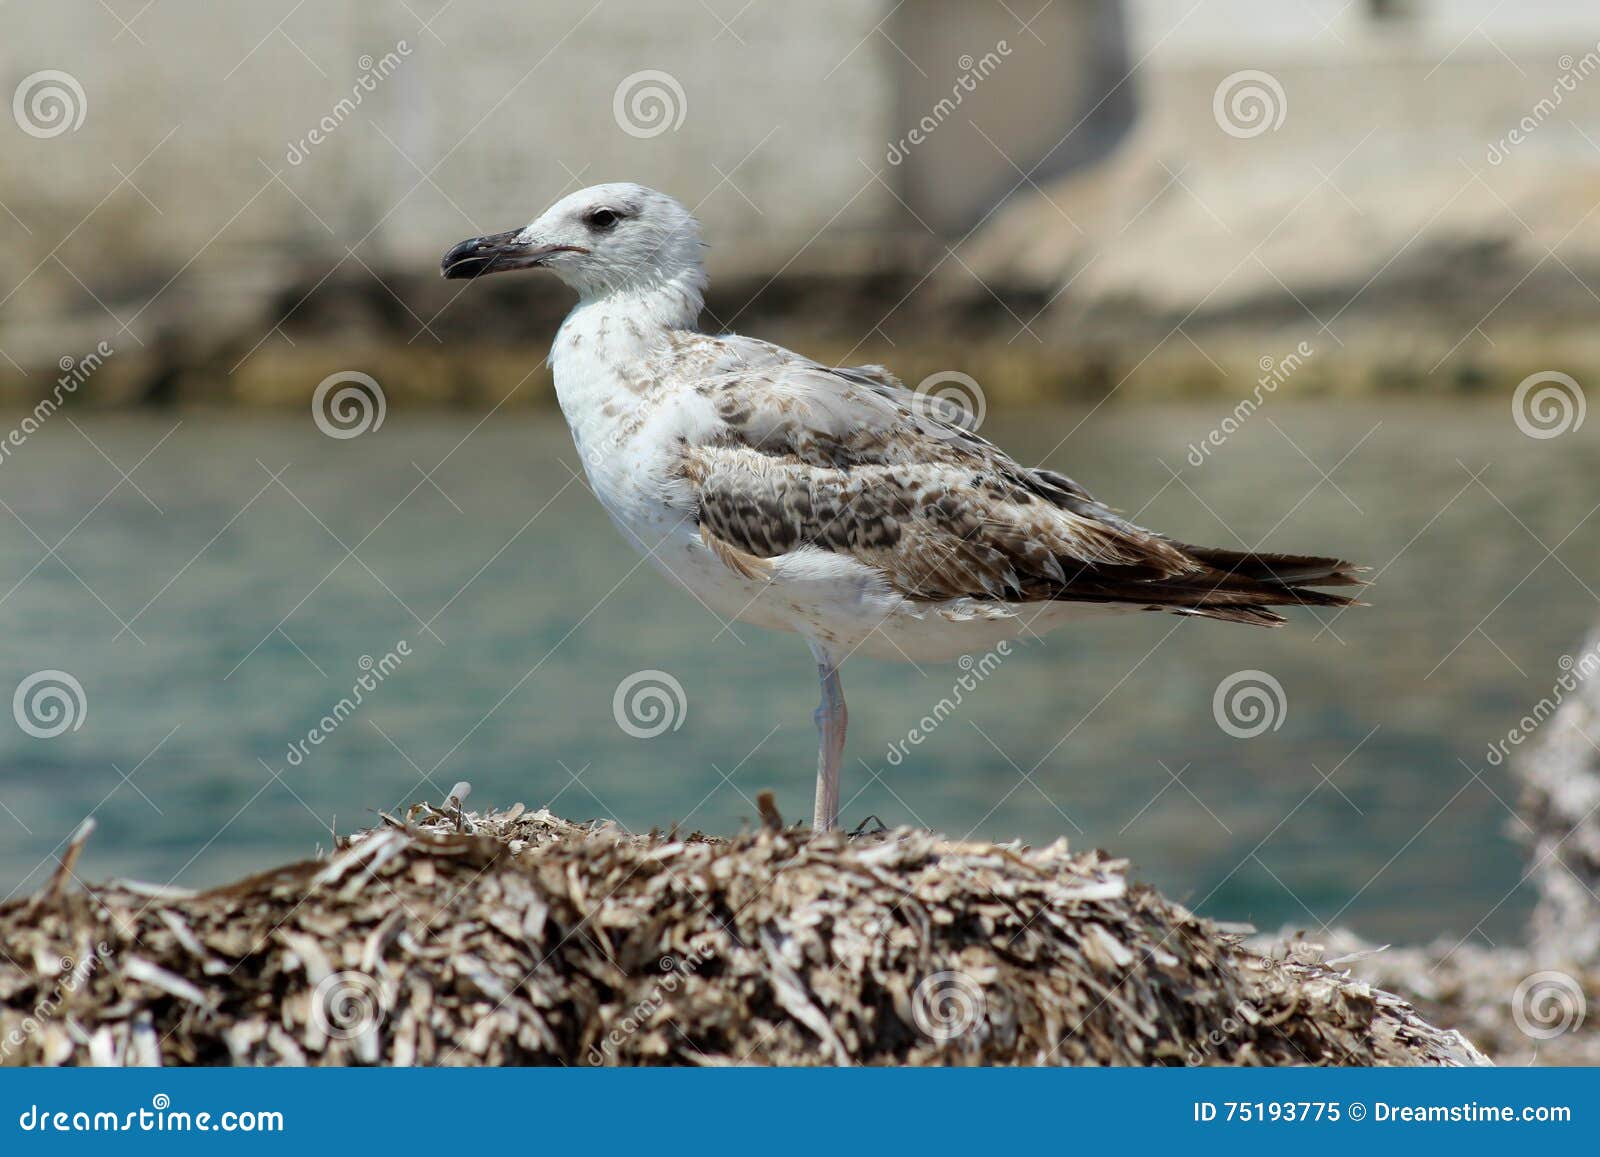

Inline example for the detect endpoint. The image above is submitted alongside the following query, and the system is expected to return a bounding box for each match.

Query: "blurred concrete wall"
[0,0,1111,373]
[0,1,897,274]
[886,0,1132,234]
[957,0,1600,381]
[7,0,1600,394]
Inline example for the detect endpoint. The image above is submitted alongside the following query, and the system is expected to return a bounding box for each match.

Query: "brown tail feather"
[1045,543,1366,626]
[1174,604,1287,627]
[1175,544,1367,588]
[1162,543,1365,626]
[1167,582,1357,609]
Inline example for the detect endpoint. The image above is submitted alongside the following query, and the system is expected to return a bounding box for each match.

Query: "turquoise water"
[0,400,1593,943]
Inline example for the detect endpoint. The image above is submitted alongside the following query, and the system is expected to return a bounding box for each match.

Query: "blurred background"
[3,0,1600,947]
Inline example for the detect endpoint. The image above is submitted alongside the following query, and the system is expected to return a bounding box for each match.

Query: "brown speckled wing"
[671,343,1363,619]
[687,449,1192,601]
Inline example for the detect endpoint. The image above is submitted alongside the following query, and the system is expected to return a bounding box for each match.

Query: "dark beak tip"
[440,237,488,280]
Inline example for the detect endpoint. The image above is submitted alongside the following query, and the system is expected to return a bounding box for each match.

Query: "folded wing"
[672,345,1362,624]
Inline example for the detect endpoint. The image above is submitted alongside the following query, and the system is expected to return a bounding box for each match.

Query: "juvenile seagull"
[442,183,1362,832]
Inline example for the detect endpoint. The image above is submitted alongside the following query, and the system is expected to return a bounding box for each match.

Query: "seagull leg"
[808,641,847,833]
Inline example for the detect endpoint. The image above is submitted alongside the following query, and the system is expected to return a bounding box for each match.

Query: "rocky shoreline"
[5,248,1597,414]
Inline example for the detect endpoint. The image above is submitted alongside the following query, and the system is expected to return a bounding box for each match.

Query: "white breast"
[550,306,777,626]
[547,304,1096,664]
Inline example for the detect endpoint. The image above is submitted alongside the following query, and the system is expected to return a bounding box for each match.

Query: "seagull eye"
[585,207,621,230]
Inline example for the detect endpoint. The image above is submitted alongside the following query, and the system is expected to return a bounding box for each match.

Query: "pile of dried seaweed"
[0,799,1486,1067]
[1267,932,1598,1067]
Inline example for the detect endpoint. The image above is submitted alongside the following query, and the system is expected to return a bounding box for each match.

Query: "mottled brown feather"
[698,523,773,580]
[664,337,1363,623]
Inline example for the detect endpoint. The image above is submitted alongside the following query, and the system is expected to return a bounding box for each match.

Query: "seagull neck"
[550,272,705,416]
[574,270,704,333]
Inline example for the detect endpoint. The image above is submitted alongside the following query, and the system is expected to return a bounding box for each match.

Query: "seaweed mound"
[0,803,1486,1066]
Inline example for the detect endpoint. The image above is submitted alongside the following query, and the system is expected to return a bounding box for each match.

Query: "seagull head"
[440,182,705,300]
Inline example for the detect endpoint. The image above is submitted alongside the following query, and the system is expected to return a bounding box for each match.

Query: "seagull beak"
[439,231,589,279]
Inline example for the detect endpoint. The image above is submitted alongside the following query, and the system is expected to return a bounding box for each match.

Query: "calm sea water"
[0,400,1593,943]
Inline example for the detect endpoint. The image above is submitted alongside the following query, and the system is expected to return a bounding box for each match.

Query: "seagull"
[442,183,1363,833]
